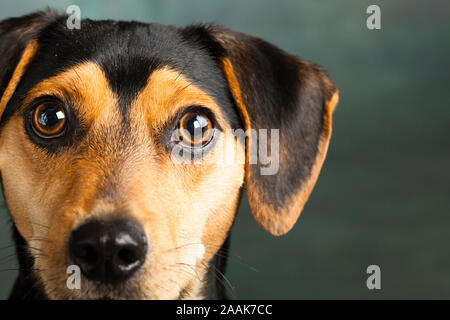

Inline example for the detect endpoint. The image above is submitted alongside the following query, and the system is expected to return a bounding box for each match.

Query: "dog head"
[0,11,338,299]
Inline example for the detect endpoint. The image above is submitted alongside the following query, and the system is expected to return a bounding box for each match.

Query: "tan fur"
[0,62,245,299]
[0,41,38,118]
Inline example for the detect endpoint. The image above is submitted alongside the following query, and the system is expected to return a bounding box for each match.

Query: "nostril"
[76,242,99,264]
[112,228,147,272]
[69,239,101,277]
[117,247,138,265]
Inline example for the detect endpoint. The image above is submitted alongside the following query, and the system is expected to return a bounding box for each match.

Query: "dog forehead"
[2,18,238,127]
[39,19,226,102]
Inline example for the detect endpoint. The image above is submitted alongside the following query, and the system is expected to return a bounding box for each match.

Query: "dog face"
[0,11,338,299]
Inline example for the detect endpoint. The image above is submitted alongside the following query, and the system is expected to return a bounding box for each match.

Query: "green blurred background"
[0,0,449,299]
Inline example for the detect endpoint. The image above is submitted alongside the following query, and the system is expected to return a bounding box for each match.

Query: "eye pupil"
[38,106,64,128]
[179,112,214,146]
[186,115,208,136]
[32,102,67,138]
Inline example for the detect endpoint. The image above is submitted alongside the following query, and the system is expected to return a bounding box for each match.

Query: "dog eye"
[179,112,213,146]
[32,102,67,138]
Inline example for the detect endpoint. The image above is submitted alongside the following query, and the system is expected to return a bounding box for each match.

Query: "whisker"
[203,247,259,273]
[0,253,18,265]
[29,237,53,243]
[164,241,259,273]
[201,260,235,292]
[8,216,51,230]
[28,221,51,230]
[175,262,202,283]
[0,244,16,251]
[0,268,24,272]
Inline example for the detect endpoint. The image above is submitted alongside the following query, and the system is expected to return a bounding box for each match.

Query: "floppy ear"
[197,25,339,235]
[0,11,59,119]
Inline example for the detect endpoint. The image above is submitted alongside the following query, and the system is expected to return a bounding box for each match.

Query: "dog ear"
[189,25,339,235]
[0,11,59,119]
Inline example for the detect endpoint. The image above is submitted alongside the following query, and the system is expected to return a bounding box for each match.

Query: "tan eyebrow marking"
[22,61,118,124]
[130,67,228,135]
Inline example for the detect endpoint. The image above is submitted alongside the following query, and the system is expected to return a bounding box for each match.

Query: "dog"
[0,10,338,300]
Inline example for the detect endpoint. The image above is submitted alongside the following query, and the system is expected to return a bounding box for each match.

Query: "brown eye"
[32,102,67,138]
[179,112,213,146]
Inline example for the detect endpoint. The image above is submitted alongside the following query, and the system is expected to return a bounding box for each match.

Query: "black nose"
[69,218,147,284]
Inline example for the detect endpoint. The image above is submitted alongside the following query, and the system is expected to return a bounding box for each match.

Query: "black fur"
[9,227,48,300]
